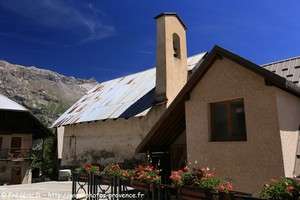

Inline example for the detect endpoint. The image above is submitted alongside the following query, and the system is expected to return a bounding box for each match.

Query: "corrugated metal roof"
[52,52,207,127]
[263,56,300,85]
[0,94,28,111]
[187,52,207,71]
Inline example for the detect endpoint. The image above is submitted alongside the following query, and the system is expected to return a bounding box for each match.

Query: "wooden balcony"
[0,148,31,161]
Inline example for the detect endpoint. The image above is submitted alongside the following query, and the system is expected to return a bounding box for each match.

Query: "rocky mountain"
[0,60,98,127]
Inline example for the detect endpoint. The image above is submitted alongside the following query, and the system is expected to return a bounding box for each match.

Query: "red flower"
[84,164,92,171]
[286,185,295,193]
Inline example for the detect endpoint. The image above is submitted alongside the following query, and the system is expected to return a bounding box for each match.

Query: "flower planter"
[131,181,151,191]
[218,192,234,200]
[179,186,216,200]
[119,178,132,187]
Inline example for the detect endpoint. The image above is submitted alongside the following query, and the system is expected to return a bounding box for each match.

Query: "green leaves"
[260,178,300,200]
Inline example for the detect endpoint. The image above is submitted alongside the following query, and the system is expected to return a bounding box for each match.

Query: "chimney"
[155,13,188,107]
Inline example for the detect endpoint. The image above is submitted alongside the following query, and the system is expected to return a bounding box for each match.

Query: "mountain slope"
[0,60,98,126]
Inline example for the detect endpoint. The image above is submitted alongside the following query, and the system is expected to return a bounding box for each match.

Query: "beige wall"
[61,106,164,167]
[276,89,300,177]
[185,57,285,194]
[155,15,187,105]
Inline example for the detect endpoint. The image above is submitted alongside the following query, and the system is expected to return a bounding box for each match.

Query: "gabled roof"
[0,94,27,111]
[136,45,300,153]
[51,52,207,127]
[0,94,51,138]
[263,56,300,85]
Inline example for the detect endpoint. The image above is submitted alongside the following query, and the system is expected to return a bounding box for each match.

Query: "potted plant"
[74,163,100,181]
[170,166,233,200]
[260,177,300,200]
[131,165,161,190]
[101,163,122,184]
[119,169,135,185]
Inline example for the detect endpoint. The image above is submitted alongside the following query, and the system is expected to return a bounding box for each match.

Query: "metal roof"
[52,52,207,127]
[0,94,28,111]
[263,56,300,85]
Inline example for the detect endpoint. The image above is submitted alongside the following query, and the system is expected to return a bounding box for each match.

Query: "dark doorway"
[150,152,171,184]
[170,144,187,170]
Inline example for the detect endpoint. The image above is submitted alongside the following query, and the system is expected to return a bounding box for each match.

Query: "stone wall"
[61,106,164,167]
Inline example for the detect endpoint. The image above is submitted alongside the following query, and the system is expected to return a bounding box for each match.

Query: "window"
[11,137,22,150]
[210,99,246,141]
[172,33,181,58]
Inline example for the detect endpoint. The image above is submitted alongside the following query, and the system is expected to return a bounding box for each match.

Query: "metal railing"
[72,172,262,200]
[0,148,31,160]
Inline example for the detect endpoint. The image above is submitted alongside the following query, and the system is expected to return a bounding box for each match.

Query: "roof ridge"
[262,55,300,67]
[95,52,207,86]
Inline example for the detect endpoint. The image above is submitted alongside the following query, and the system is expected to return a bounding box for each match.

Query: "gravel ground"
[0,181,75,200]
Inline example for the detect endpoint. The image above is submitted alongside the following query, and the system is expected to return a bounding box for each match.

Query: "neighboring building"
[52,13,206,168]
[137,45,300,194]
[0,94,49,185]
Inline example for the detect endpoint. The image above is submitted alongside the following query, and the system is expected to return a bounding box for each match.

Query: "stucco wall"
[185,57,284,194]
[156,15,187,105]
[61,107,164,167]
[276,89,300,177]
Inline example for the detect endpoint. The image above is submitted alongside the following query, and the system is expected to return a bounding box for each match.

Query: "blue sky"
[0,0,299,82]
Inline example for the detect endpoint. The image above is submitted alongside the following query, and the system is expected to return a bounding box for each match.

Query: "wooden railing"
[0,148,31,160]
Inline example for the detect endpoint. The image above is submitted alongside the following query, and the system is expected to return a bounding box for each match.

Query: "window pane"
[210,99,247,142]
[211,103,229,141]
[230,100,246,140]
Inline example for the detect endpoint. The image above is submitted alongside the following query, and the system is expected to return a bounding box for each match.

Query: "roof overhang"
[155,12,187,30]
[0,109,52,139]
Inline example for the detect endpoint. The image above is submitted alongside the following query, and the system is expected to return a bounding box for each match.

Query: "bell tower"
[155,13,188,106]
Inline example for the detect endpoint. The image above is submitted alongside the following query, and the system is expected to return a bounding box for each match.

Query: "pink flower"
[183,166,189,172]
[218,182,233,192]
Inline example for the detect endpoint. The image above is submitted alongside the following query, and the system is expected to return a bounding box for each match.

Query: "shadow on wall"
[119,89,155,118]
[78,150,115,165]
[76,150,146,167]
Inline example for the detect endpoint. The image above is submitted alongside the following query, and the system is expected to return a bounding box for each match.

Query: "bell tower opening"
[173,33,181,59]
